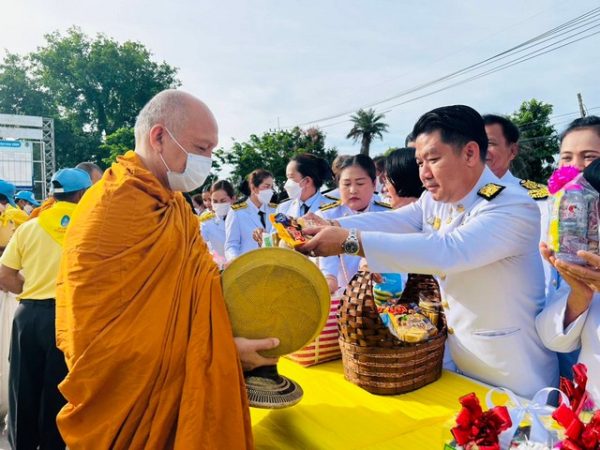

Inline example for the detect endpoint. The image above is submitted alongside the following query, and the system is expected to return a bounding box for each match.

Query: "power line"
[286,7,600,129]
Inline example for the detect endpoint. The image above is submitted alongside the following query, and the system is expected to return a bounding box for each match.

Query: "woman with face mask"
[316,155,392,294]
[200,180,236,267]
[224,169,276,261]
[276,153,333,218]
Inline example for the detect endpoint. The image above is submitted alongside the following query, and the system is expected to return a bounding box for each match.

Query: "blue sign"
[0,140,21,148]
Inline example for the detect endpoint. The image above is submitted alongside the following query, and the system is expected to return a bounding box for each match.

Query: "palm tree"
[346,109,389,156]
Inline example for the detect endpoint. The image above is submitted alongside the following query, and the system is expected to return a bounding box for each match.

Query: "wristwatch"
[342,229,360,255]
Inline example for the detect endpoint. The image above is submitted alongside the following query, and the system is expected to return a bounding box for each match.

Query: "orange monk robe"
[28,197,56,219]
[56,151,253,449]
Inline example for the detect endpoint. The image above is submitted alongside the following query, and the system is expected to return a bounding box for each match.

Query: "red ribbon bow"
[560,363,593,416]
[553,407,600,450]
[451,392,512,450]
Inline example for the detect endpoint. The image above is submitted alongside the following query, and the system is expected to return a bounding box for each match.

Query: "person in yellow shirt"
[0,180,29,252]
[0,168,91,450]
[15,191,41,215]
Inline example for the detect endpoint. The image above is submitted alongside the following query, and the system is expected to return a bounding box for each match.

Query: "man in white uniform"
[300,105,558,398]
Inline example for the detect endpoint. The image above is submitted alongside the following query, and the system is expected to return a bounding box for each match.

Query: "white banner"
[0,113,43,128]
[0,126,43,140]
[0,140,34,188]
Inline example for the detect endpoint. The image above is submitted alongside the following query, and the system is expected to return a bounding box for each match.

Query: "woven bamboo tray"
[338,272,446,395]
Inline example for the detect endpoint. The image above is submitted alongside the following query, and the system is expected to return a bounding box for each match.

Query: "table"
[251,358,491,449]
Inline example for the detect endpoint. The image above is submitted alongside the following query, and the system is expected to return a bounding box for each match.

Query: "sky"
[1,0,599,158]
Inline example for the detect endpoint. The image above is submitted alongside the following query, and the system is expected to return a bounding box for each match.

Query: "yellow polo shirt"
[0,217,62,300]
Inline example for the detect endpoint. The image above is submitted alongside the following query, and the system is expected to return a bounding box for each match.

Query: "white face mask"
[213,202,231,218]
[375,178,384,194]
[284,178,303,200]
[159,127,213,192]
[257,189,273,206]
[24,204,34,214]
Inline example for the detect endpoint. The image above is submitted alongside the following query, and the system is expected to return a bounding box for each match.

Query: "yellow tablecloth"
[251,358,491,450]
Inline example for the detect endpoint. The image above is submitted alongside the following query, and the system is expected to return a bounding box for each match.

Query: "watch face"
[344,240,359,255]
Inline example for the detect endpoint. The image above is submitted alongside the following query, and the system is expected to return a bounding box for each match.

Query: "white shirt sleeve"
[224,212,241,261]
[361,201,538,275]
[535,286,592,353]
[337,200,423,233]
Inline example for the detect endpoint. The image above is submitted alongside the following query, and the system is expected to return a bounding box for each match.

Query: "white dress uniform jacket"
[224,199,276,261]
[536,285,600,404]
[200,212,226,258]
[501,171,552,295]
[338,166,559,398]
[317,198,392,291]
[276,190,331,218]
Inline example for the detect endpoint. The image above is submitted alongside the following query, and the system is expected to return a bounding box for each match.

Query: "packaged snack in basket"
[373,273,403,306]
[269,213,310,248]
[419,292,441,327]
[381,310,437,343]
[547,166,600,265]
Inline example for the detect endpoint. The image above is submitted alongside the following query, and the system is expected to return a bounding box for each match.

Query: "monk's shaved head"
[134,89,218,190]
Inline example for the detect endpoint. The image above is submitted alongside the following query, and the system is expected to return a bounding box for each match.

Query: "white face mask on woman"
[159,127,212,192]
[213,202,231,218]
[257,189,274,206]
[24,204,34,215]
[283,178,304,200]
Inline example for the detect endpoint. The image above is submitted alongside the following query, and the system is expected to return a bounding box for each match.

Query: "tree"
[0,28,180,168]
[214,127,338,192]
[346,108,389,156]
[510,99,559,183]
[99,127,135,166]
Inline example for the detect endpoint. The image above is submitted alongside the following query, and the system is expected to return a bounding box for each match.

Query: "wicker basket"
[338,272,446,395]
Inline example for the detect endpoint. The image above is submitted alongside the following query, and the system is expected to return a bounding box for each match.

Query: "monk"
[56,89,278,449]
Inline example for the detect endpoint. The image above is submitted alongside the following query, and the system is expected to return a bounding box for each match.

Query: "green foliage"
[99,127,135,166]
[347,108,389,156]
[0,27,180,168]
[510,99,559,183]
[214,127,338,192]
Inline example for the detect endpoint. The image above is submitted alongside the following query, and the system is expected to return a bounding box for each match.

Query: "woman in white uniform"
[536,116,600,402]
[224,169,276,261]
[317,155,391,294]
[277,153,333,217]
[200,180,236,267]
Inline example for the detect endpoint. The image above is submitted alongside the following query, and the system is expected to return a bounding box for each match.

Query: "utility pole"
[577,93,586,117]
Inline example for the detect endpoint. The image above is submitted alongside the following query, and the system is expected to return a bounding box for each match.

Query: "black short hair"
[560,115,600,144]
[385,147,424,198]
[53,190,84,202]
[339,154,377,182]
[412,105,488,161]
[291,153,333,189]
[482,114,520,144]
[404,132,415,147]
[0,194,7,204]
[247,169,273,188]
[211,179,235,198]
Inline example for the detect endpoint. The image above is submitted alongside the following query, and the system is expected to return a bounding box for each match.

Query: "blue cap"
[51,168,92,194]
[15,191,40,207]
[0,180,16,207]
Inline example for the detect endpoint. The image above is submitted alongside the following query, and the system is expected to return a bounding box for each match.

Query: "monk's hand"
[297,226,349,257]
[539,242,556,266]
[252,227,265,245]
[234,337,280,371]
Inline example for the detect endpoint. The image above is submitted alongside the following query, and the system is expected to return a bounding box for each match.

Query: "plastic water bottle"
[557,184,588,264]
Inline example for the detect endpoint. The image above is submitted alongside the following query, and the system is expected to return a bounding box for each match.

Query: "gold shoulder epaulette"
[375,200,392,209]
[269,202,278,208]
[319,200,341,211]
[324,193,338,201]
[199,212,216,223]
[519,179,549,200]
[231,201,247,211]
[477,183,505,201]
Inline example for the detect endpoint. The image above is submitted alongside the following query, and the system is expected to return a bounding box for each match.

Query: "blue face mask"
[160,127,212,192]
